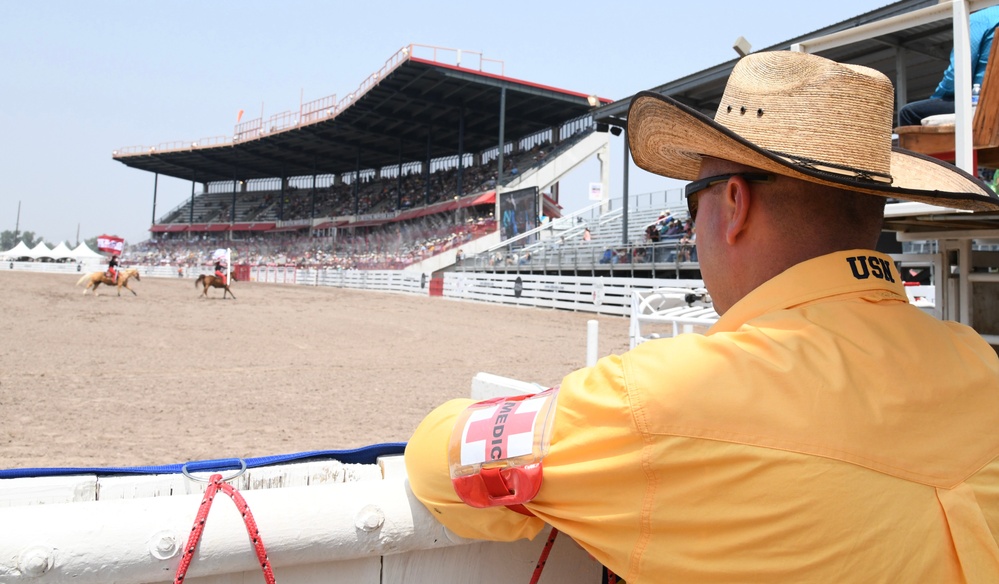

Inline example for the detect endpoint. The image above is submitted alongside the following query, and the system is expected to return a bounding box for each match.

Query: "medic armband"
[448,387,559,511]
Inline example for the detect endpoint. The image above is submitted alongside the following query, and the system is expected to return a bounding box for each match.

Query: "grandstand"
[114,44,614,273]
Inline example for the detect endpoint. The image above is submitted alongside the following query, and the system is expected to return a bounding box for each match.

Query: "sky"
[0,0,893,246]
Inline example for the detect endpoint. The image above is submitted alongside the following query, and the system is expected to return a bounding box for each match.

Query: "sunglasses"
[685,172,773,222]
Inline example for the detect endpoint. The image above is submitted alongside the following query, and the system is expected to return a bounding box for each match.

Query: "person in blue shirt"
[897,6,999,126]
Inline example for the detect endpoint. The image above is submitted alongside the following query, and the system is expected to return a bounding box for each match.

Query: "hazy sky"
[0,0,891,245]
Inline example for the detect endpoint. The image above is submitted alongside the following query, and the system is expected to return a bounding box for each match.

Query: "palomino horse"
[195,273,237,299]
[76,268,141,296]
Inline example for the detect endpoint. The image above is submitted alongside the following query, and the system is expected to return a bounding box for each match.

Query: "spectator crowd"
[124,215,497,271]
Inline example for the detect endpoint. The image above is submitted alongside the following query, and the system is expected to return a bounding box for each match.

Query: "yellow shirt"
[406,250,999,583]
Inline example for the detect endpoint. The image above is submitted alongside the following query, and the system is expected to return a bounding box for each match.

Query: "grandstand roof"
[113,46,610,183]
[593,0,947,127]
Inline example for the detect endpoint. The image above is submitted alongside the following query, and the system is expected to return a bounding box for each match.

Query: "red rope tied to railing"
[529,527,559,584]
[173,473,275,584]
[526,525,622,583]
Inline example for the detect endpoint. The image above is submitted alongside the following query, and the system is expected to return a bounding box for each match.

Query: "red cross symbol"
[465,400,540,462]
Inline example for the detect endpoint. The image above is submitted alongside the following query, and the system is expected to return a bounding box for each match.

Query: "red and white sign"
[449,388,558,509]
[97,235,125,255]
[459,391,551,466]
[588,182,604,201]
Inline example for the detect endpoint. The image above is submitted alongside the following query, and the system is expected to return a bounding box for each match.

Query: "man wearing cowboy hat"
[405,51,999,582]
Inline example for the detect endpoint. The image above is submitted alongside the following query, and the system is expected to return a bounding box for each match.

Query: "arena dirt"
[0,271,631,469]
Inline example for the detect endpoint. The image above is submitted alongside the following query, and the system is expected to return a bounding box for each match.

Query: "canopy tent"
[0,241,107,262]
[71,242,104,260]
[48,241,75,260]
[27,242,52,260]
[0,241,32,260]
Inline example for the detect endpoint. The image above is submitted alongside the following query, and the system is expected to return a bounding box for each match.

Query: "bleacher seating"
[150,132,585,231]
[138,127,623,273]
[467,197,694,273]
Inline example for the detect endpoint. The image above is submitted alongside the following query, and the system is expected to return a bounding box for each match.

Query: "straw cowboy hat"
[628,51,999,212]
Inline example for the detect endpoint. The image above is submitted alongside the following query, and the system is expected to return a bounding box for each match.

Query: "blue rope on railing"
[0,442,407,480]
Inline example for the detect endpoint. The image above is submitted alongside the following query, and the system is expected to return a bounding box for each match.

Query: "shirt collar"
[710,250,909,334]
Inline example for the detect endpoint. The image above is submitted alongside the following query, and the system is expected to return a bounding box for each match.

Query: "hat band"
[770,150,894,185]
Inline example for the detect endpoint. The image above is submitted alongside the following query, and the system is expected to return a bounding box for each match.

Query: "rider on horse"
[106,254,120,283]
[214,259,227,286]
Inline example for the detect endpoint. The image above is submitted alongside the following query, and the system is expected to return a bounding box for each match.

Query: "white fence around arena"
[3,260,706,317]
[5,260,936,320]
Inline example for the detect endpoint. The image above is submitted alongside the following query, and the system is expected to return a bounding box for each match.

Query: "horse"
[195,272,237,299]
[76,268,141,296]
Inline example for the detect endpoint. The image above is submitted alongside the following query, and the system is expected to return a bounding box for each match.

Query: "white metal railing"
[628,288,718,349]
[442,271,705,317]
[0,436,600,584]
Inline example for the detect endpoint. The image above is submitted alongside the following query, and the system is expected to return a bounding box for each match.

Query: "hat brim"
[628,91,999,212]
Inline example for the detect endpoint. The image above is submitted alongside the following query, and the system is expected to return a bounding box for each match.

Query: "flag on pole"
[237,109,245,123]
[97,235,125,255]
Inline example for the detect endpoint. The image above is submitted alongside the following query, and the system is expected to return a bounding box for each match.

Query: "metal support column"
[597,142,610,214]
[189,177,196,225]
[894,47,908,115]
[457,101,465,198]
[397,139,403,210]
[279,176,286,221]
[496,87,506,187]
[425,129,432,206]
[231,172,238,225]
[959,238,972,325]
[497,86,506,221]
[151,173,159,225]
[354,150,361,215]
[311,157,318,220]
[622,130,630,246]
[952,0,973,172]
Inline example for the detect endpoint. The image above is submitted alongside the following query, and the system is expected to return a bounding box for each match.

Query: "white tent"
[27,241,53,260]
[48,241,75,261]
[1,241,33,260]
[71,242,104,261]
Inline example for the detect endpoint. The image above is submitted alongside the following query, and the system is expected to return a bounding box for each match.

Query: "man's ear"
[723,176,753,245]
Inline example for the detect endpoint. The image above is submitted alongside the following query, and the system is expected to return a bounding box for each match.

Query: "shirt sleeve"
[404,353,646,552]
[404,398,546,542]
[932,50,956,99]
[971,13,999,86]
[935,9,999,98]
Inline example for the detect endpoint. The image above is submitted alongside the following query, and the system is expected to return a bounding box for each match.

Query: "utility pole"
[14,201,21,241]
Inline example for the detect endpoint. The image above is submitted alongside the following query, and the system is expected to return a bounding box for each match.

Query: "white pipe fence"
[0,455,603,584]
